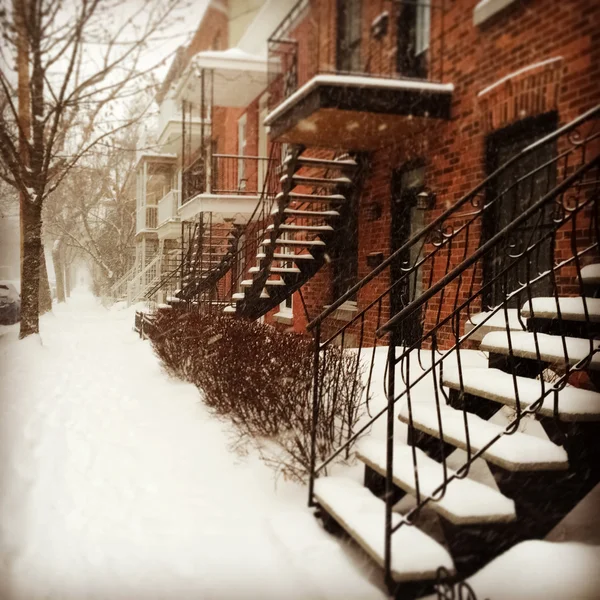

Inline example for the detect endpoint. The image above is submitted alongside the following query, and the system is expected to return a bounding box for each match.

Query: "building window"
[337,0,362,73]
[397,0,430,78]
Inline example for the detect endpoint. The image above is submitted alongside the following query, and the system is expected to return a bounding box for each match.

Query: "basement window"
[473,0,519,26]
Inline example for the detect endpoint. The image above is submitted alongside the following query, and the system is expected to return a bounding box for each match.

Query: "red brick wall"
[261,0,599,345]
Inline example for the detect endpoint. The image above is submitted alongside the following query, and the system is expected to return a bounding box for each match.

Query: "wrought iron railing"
[267,0,446,112]
[212,154,274,195]
[306,104,600,589]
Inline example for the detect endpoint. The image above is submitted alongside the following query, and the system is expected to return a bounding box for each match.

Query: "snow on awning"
[176,48,268,108]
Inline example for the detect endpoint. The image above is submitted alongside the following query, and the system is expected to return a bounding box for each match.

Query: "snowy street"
[0,289,386,600]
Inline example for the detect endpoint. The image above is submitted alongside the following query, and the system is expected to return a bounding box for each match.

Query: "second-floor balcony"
[264,0,453,150]
[178,152,274,223]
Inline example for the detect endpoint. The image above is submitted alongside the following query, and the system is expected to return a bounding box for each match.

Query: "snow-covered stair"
[480,331,600,370]
[464,309,525,341]
[443,367,600,421]
[581,263,600,286]
[357,440,516,524]
[521,297,600,322]
[314,477,455,582]
[398,402,569,471]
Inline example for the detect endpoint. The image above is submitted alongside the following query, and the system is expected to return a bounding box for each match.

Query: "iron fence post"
[308,323,321,507]
[384,338,396,589]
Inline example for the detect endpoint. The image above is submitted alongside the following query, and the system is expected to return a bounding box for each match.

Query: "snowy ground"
[0,288,387,600]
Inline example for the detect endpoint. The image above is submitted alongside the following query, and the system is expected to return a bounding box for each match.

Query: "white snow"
[522,297,600,322]
[477,56,563,97]
[398,402,569,470]
[581,263,600,285]
[357,440,516,523]
[481,331,600,371]
[0,289,386,600]
[465,540,600,599]
[314,476,455,582]
[264,74,455,126]
[443,367,600,421]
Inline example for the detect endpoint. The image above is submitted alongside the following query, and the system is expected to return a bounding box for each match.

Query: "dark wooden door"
[484,115,557,307]
[391,166,426,347]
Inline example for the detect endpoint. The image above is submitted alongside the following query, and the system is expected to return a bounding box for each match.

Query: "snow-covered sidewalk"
[0,289,386,600]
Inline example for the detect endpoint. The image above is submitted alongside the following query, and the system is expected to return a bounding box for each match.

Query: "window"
[337,0,362,72]
[397,0,430,78]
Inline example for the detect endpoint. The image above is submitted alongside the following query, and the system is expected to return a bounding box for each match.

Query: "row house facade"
[130,0,600,597]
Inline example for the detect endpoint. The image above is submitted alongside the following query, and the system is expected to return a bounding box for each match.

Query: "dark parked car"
[0,281,21,324]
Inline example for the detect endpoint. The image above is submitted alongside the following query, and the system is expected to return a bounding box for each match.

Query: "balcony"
[157,190,181,239]
[265,0,453,150]
[136,205,158,234]
[178,152,274,223]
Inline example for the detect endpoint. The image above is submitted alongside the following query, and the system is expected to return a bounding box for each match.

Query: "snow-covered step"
[398,402,569,471]
[266,223,334,233]
[232,292,245,300]
[285,191,346,203]
[272,207,340,218]
[241,278,285,287]
[281,174,352,187]
[464,309,524,342]
[248,266,300,274]
[581,263,600,286]
[480,331,600,371]
[521,297,600,323]
[357,440,516,524]
[314,477,455,582]
[261,238,325,247]
[443,367,600,422]
[286,155,357,169]
[223,305,236,314]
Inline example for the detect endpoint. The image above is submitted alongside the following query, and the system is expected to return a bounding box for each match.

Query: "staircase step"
[272,207,341,218]
[443,367,600,422]
[257,252,314,261]
[223,305,236,314]
[314,476,455,582]
[232,292,245,300]
[281,174,352,187]
[521,297,600,323]
[398,402,569,471]
[480,331,600,371]
[261,238,326,247]
[357,440,516,524]
[287,155,357,169]
[266,223,334,233]
[248,266,301,274]
[241,278,285,287]
[464,309,525,342]
[279,191,346,203]
[581,264,600,286]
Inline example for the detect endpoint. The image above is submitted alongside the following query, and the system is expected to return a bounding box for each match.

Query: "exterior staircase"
[304,105,600,598]
[225,146,363,318]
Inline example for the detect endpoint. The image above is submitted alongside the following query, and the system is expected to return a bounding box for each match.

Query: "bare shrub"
[148,310,367,482]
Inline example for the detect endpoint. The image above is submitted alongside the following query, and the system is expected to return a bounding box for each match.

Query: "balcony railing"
[267,0,446,112]
[181,152,274,204]
[158,190,181,225]
[136,205,158,232]
[212,154,273,195]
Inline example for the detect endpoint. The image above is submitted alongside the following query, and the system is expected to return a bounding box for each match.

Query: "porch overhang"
[264,74,454,150]
[177,48,268,108]
[178,193,260,224]
[157,219,181,240]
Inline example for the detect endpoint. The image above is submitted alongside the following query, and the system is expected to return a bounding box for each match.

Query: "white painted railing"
[136,205,158,233]
[158,190,181,226]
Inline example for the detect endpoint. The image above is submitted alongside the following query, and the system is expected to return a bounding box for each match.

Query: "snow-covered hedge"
[148,309,367,482]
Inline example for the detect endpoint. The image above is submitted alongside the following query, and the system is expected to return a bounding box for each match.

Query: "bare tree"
[45,126,138,300]
[0,0,185,337]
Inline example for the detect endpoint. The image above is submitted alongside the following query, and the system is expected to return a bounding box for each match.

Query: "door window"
[337,0,362,72]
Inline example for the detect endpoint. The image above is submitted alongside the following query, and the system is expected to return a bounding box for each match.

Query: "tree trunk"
[52,241,66,303]
[20,199,42,338]
[39,245,52,313]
